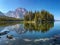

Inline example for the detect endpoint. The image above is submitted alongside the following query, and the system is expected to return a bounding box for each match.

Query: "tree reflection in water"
[24,21,54,33]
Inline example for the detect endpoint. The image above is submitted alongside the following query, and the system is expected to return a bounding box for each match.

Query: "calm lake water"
[0,21,60,45]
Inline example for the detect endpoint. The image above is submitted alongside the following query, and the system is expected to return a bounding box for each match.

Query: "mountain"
[6,8,27,18]
[5,11,15,17]
[0,11,21,21]
[0,11,5,17]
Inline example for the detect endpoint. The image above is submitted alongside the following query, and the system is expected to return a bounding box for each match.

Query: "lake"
[0,21,60,45]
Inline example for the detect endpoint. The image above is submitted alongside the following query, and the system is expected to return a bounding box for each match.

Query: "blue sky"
[0,0,60,20]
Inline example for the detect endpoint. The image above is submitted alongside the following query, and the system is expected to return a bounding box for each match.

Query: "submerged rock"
[49,35,60,44]
[7,35,13,39]
[0,31,9,36]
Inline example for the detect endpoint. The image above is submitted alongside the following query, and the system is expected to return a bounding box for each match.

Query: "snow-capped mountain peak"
[6,8,27,18]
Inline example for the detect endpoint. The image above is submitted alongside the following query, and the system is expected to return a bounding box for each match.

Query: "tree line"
[24,10,54,22]
[0,16,22,21]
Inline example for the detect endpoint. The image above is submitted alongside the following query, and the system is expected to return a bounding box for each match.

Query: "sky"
[0,0,60,20]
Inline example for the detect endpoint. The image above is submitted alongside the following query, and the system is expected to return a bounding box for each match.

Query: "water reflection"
[0,21,60,45]
[24,21,54,33]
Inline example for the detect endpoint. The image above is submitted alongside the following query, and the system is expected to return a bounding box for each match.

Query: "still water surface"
[0,21,60,45]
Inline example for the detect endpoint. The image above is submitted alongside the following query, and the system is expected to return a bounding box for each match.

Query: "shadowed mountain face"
[6,8,27,18]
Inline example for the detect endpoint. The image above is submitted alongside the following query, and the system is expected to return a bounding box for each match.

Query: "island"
[24,10,54,23]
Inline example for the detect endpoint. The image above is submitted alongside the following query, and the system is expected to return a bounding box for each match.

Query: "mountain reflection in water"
[0,21,60,45]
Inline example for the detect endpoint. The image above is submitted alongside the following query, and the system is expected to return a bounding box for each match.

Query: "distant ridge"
[55,20,60,21]
[0,11,6,17]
